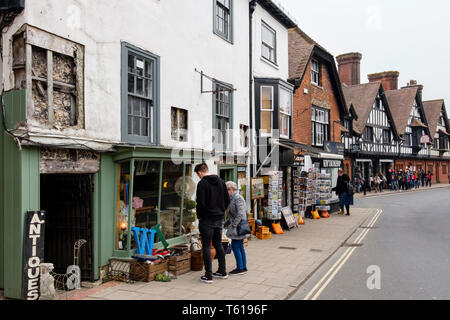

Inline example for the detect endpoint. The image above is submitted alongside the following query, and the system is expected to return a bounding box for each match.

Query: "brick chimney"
[403,80,423,100]
[336,52,362,86]
[367,71,400,91]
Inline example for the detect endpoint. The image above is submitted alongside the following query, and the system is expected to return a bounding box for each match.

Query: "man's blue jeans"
[231,239,247,270]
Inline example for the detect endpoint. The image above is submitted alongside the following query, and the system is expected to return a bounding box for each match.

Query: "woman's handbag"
[236,219,252,236]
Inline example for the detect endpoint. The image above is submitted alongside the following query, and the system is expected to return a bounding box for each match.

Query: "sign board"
[281,207,298,230]
[251,178,265,200]
[420,135,431,144]
[22,211,46,300]
[324,142,345,155]
[322,159,342,168]
[350,144,361,153]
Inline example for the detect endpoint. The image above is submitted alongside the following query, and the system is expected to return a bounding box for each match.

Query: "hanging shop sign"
[22,211,46,300]
[324,142,345,155]
[420,135,431,144]
[350,144,361,153]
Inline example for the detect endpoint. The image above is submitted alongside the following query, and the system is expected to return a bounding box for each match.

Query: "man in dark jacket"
[195,163,230,284]
[332,168,353,215]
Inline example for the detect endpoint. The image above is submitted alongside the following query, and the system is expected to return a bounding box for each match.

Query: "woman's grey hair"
[226,181,238,191]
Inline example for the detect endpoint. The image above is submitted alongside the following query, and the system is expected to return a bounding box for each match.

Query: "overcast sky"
[277,0,450,115]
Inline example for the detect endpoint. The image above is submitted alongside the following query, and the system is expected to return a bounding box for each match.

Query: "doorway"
[40,174,94,282]
[218,166,237,183]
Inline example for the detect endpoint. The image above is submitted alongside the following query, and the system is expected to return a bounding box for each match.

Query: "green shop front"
[111,146,204,258]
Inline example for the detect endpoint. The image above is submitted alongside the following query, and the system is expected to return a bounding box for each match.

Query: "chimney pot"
[336,52,362,86]
[367,71,400,91]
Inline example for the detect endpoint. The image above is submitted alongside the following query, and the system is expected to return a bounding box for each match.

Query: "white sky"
[277,0,450,116]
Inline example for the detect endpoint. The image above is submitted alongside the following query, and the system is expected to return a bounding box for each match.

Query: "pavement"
[64,207,377,301]
[354,183,449,200]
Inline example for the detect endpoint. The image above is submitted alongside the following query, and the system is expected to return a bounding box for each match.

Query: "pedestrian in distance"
[332,168,354,216]
[224,181,250,276]
[426,170,432,187]
[194,163,230,284]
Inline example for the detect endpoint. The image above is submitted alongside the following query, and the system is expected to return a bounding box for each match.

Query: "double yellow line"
[303,209,383,300]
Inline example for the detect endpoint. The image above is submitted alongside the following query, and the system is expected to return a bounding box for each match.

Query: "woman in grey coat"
[225,181,250,275]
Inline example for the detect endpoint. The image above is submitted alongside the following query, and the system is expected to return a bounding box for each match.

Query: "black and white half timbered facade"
[342,82,400,181]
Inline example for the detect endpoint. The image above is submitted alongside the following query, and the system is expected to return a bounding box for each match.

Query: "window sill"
[214,31,234,45]
[260,57,279,70]
[311,83,323,90]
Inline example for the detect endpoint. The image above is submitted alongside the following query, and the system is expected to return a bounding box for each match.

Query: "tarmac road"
[290,187,450,300]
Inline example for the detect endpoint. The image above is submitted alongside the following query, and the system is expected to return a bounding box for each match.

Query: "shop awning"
[411,118,428,128]
[271,138,322,157]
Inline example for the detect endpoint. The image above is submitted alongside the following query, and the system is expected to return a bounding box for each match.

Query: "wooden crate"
[129,260,168,282]
[168,253,191,276]
[248,218,256,235]
[256,232,272,240]
[256,226,272,240]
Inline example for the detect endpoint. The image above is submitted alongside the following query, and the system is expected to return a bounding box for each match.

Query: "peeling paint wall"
[1,0,250,150]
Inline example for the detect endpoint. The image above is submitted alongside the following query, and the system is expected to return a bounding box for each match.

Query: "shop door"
[40,174,94,282]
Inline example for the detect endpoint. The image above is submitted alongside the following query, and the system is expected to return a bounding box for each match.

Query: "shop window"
[261,21,276,64]
[171,107,188,142]
[261,86,273,136]
[214,0,233,43]
[122,42,159,145]
[115,160,192,253]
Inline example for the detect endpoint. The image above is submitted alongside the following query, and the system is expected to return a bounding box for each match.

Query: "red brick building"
[288,27,349,166]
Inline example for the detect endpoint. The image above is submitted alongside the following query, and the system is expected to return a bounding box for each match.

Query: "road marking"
[303,209,383,300]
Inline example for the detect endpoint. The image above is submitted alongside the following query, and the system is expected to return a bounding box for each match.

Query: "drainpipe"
[249,0,256,179]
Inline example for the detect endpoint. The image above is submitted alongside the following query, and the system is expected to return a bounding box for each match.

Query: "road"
[290,187,450,300]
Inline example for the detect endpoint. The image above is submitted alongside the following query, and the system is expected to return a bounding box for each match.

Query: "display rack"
[265,171,283,220]
[313,171,332,217]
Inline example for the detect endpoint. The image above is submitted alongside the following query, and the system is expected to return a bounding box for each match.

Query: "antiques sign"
[22,211,46,300]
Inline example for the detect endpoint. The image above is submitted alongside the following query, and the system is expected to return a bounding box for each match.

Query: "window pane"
[261,111,272,134]
[133,117,140,136]
[130,160,160,249]
[280,88,292,114]
[133,99,140,116]
[128,74,135,93]
[128,55,134,72]
[116,162,131,251]
[261,87,272,110]
[136,77,144,96]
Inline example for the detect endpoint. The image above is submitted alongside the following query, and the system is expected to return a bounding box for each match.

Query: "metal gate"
[40,174,94,282]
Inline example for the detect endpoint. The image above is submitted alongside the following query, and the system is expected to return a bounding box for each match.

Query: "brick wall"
[395,159,450,183]
[292,59,342,146]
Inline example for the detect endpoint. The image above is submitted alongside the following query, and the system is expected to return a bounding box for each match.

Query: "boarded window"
[171,107,188,142]
[12,25,84,129]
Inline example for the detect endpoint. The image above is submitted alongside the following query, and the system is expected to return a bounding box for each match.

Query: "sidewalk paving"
[354,183,449,200]
[69,207,377,301]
